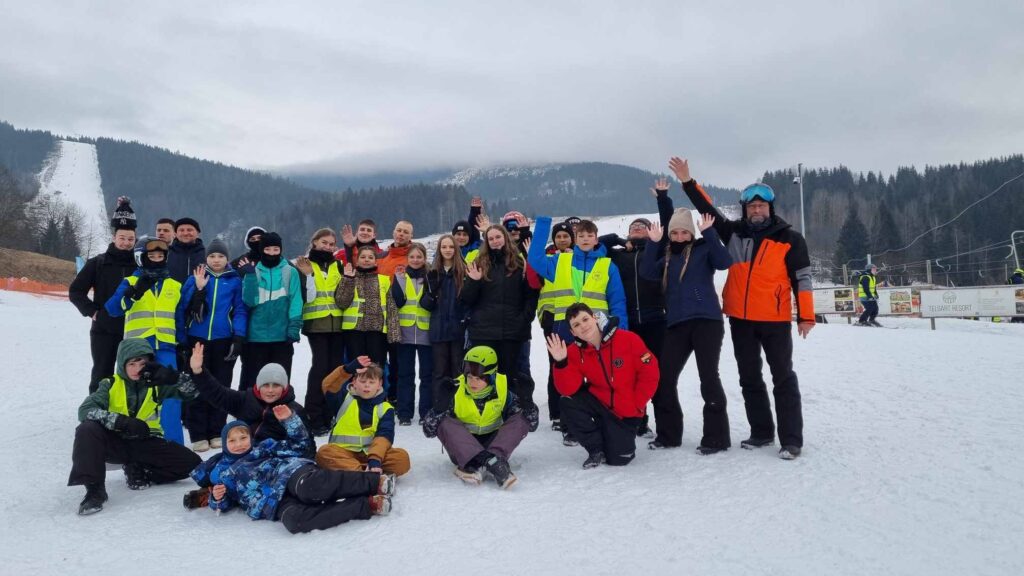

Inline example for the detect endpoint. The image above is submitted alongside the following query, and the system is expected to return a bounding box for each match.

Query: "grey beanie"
[255,363,289,388]
[207,238,230,259]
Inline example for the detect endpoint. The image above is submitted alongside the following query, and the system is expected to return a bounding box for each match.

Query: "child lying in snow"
[187,410,394,533]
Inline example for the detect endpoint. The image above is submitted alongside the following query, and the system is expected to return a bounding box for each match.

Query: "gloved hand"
[114,415,151,439]
[523,404,540,433]
[140,361,179,387]
[422,409,444,438]
[130,277,157,300]
[224,336,245,362]
[187,291,206,324]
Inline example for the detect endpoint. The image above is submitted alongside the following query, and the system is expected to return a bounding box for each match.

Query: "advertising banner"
[920,286,1023,318]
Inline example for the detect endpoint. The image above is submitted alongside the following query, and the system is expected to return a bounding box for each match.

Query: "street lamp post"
[798,162,806,239]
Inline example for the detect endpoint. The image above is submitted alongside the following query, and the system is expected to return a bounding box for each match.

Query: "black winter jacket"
[69,243,137,335]
[459,252,538,342]
[421,267,467,343]
[167,238,206,284]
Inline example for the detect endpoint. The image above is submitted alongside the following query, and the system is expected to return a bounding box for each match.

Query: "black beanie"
[175,217,201,233]
[260,232,283,251]
[452,221,471,235]
[551,221,574,243]
[111,196,137,231]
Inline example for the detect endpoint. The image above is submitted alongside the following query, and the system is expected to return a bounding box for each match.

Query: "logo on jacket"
[613,358,624,368]
[640,353,652,364]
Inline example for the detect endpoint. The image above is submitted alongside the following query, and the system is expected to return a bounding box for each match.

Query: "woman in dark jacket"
[640,210,732,454]
[420,235,468,408]
[459,225,539,421]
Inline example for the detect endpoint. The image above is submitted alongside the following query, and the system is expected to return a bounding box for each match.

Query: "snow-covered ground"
[3,211,1023,575]
[36,140,108,258]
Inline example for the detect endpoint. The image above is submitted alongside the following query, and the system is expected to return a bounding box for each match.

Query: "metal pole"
[926,260,935,330]
[798,163,806,239]
[842,264,850,324]
[1012,230,1023,270]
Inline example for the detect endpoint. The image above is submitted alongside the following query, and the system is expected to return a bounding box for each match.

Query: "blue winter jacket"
[105,270,186,346]
[529,216,629,337]
[200,413,314,519]
[242,261,303,343]
[180,266,249,341]
[639,226,732,326]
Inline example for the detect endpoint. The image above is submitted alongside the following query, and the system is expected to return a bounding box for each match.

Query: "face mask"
[308,249,334,265]
[669,241,689,254]
[261,253,282,268]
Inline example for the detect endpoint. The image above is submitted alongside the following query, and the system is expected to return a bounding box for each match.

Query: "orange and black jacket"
[681,179,814,324]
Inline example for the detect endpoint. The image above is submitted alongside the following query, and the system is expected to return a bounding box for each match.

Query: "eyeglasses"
[740,183,776,204]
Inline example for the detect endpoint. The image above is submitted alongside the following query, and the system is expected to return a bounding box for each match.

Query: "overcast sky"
[1,1,1022,187]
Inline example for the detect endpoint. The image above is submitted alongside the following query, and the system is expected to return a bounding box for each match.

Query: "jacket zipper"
[633,250,641,326]
[595,341,615,412]
[207,275,218,341]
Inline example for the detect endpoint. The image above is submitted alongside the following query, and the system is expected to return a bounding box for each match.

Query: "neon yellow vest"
[453,374,508,435]
[549,253,611,321]
[341,275,391,333]
[858,274,877,299]
[536,254,561,320]
[397,274,430,331]
[107,374,163,437]
[464,249,479,264]
[328,392,391,452]
[302,261,343,321]
[123,275,181,344]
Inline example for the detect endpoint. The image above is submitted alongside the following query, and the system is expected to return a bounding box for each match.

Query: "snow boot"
[696,445,728,456]
[740,436,775,449]
[855,320,869,326]
[562,431,579,447]
[368,494,392,515]
[551,419,565,432]
[123,463,151,490]
[191,440,210,453]
[484,456,517,489]
[183,487,210,510]
[582,451,605,469]
[636,424,655,439]
[78,483,108,516]
[779,445,802,460]
[398,419,412,427]
[378,473,397,497]
[869,320,883,327]
[209,437,222,449]
[647,439,678,450]
[454,467,483,485]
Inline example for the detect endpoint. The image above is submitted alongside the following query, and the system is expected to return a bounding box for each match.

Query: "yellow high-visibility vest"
[858,274,877,299]
[453,374,508,435]
[302,261,343,321]
[123,275,181,345]
[341,275,391,333]
[397,274,430,331]
[107,374,163,437]
[548,253,610,321]
[328,392,391,452]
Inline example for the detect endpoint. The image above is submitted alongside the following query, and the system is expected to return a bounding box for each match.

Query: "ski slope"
[36,140,108,258]
[2,211,1023,575]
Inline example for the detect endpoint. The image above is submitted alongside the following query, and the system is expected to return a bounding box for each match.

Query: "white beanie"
[668,208,696,235]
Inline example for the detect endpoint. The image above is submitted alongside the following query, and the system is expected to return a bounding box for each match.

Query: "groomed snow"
[36,140,108,258]
[2,214,1022,575]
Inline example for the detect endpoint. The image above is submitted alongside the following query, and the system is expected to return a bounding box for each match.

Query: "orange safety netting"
[1,277,69,298]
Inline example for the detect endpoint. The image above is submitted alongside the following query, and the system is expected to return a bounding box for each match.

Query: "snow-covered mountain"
[36,140,109,257]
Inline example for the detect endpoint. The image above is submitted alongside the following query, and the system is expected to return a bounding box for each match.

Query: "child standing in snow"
[317,361,411,476]
[188,415,394,533]
[335,246,400,366]
[422,346,528,489]
[392,242,433,425]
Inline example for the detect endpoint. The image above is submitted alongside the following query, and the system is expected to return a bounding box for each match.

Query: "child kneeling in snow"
[317,359,411,476]
[188,411,394,534]
[422,346,528,489]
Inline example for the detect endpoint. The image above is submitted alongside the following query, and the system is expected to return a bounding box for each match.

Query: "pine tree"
[58,213,80,260]
[870,200,902,257]
[835,207,869,268]
[38,217,61,257]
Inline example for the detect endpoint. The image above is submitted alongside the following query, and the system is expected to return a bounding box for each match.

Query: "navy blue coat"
[640,227,731,327]
[421,267,467,343]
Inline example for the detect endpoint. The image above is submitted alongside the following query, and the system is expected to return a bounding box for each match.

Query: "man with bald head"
[377,220,414,277]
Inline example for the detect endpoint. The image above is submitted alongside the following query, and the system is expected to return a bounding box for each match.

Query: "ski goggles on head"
[143,239,169,252]
[740,183,776,204]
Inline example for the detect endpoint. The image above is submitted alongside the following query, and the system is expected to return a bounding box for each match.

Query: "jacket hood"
[385,243,410,257]
[115,338,155,380]
[220,420,253,459]
[571,242,609,268]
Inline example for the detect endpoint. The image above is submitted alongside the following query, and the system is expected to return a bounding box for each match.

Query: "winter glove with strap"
[224,336,245,362]
[130,277,157,300]
[188,289,207,324]
[114,415,151,439]
[421,409,444,439]
[140,361,179,388]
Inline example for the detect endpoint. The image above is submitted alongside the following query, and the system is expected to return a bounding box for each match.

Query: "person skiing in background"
[240,232,303,390]
[69,338,202,515]
[857,264,882,327]
[1008,267,1023,323]
[597,178,676,439]
[230,226,266,277]
[640,211,732,453]
[105,235,186,445]
[166,217,206,283]
[294,228,346,437]
[672,156,813,460]
[179,238,248,452]
[69,196,138,393]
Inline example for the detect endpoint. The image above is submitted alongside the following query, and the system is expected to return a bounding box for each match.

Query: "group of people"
[66,157,815,533]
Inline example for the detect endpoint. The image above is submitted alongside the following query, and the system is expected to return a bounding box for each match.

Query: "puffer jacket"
[167,238,206,284]
[458,251,538,342]
[180,266,248,341]
[242,260,302,343]
[639,227,731,327]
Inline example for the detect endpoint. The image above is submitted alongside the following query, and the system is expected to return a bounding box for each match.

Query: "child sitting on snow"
[422,346,529,489]
[317,360,411,476]
[188,414,394,534]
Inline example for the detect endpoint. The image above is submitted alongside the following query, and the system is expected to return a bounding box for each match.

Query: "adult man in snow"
[69,197,139,393]
[377,220,414,402]
[155,218,175,244]
[672,156,813,460]
[857,264,882,327]
[167,217,205,283]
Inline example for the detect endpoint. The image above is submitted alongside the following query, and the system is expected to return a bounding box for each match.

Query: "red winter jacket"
[553,321,659,419]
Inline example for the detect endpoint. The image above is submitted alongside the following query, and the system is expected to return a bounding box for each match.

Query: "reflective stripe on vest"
[123,276,181,344]
[328,393,391,452]
[397,274,430,330]
[858,274,877,298]
[550,253,610,321]
[341,275,391,333]
[107,374,163,437]
[302,261,343,320]
[453,374,508,435]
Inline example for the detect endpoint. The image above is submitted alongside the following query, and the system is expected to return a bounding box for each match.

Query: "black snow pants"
[275,464,377,533]
[559,390,640,465]
[729,318,803,448]
[67,421,201,486]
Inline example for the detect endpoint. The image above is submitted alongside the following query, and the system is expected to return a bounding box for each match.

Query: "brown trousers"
[316,440,411,476]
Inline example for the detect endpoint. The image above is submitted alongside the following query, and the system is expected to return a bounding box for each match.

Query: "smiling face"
[669,229,693,243]
[438,237,456,261]
[553,231,573,251]
[313,234,336,252]
[356,224,376,243]
[357,249,377,268]
[258,382,285,403]
[407,247,426,269]
[226,426,251,455]
[113,229,136,250]
[175,224,198,244]
[453,230,469,247]
[568,310,601,345]
[486,228,506,251]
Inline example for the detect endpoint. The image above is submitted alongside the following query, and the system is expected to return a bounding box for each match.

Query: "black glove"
[114,415,151,439]
[422,409,444,439]
[187,290,206,324]
[140,361,179,387]
[224,336,245,362]
[131,277,157,300]
[523,404,540,433]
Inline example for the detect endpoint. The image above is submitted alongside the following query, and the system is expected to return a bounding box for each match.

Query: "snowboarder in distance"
[857,264,883,327]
